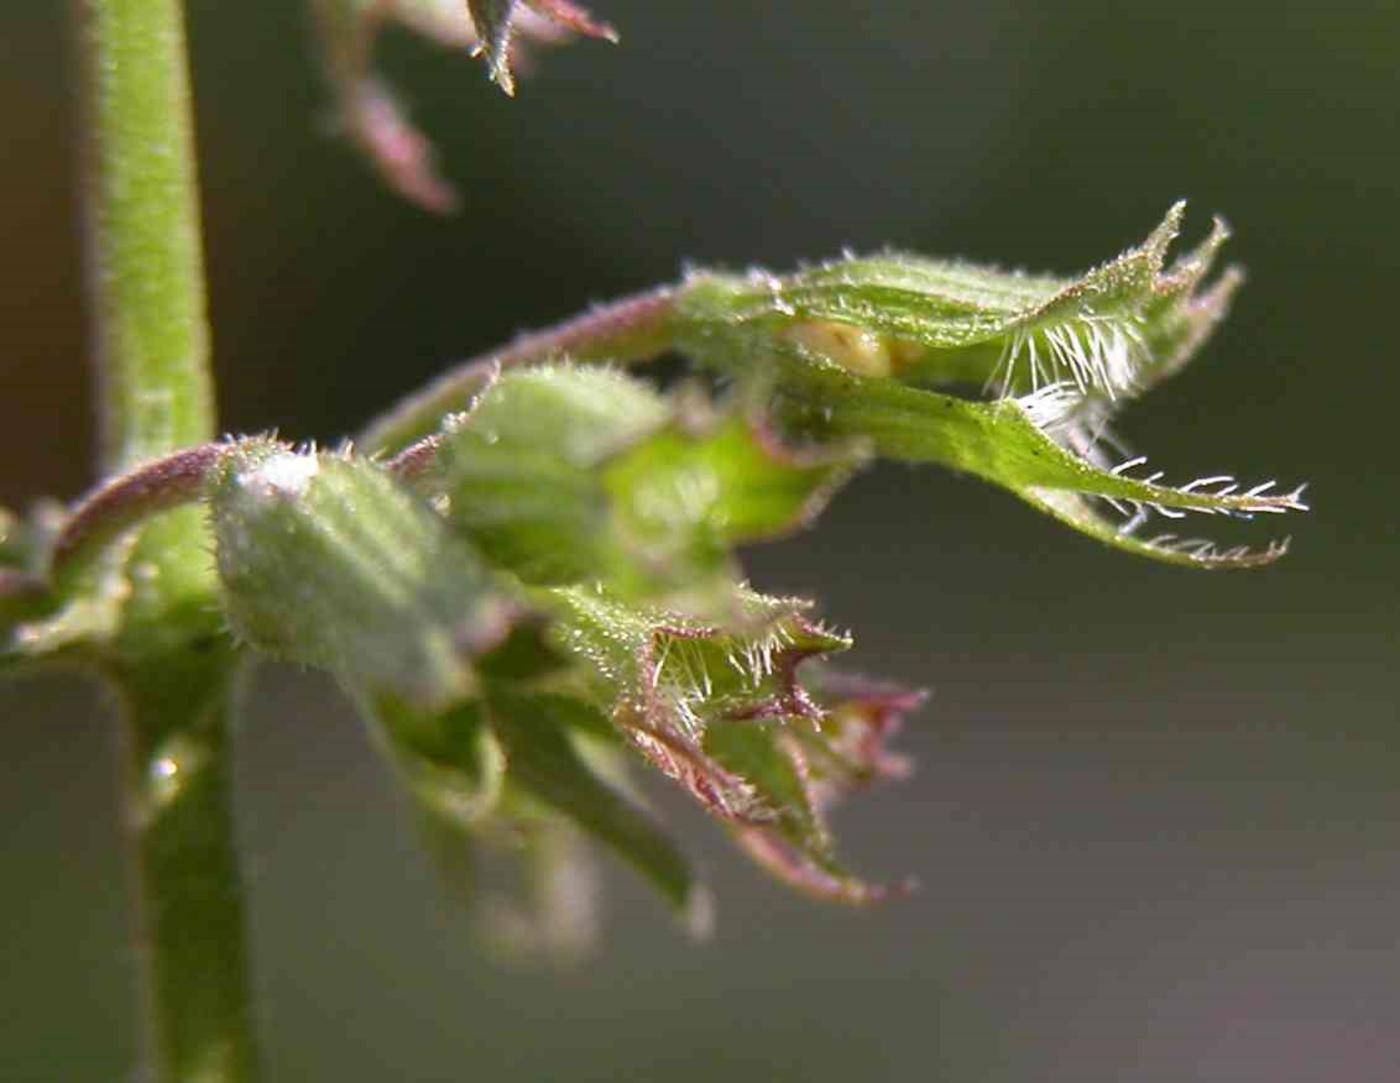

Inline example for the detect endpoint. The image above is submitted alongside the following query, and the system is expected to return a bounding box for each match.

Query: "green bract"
[675,203,1233,398]
[673,205,1306,567]
[538,583,900,901]
[432,365,860,596]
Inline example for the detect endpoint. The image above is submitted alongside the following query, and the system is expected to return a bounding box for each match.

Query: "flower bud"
[210,440,513,708]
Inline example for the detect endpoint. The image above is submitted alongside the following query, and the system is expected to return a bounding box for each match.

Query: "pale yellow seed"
[783,321,893,378]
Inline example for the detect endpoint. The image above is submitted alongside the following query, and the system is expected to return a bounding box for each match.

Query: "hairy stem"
[76,0,216,473]
[51,442,227,585]
[75,2,256,1078]
[112,646,257,1083]
[360,285,678,454]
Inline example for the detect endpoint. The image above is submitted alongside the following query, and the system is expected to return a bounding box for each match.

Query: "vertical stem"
[114,646,258,1083]
[76,0,216,474]
[74,1,255,1079]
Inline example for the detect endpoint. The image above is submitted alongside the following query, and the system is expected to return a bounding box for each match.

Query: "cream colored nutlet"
[783,321,895,378]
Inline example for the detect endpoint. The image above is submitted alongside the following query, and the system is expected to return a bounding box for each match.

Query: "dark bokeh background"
[3,2,1397,1080]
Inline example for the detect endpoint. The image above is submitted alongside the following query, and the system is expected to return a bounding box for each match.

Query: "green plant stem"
[50,442,227,586]
[360,285,679,454]
[112,644,257,1083]
[77,0,216,474]
[75,1,258,1078]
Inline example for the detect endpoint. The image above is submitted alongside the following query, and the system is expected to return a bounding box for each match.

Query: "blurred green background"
[2,1,1397,1080]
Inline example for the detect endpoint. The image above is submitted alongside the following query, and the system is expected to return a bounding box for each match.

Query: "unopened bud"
[210,440,514,708]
